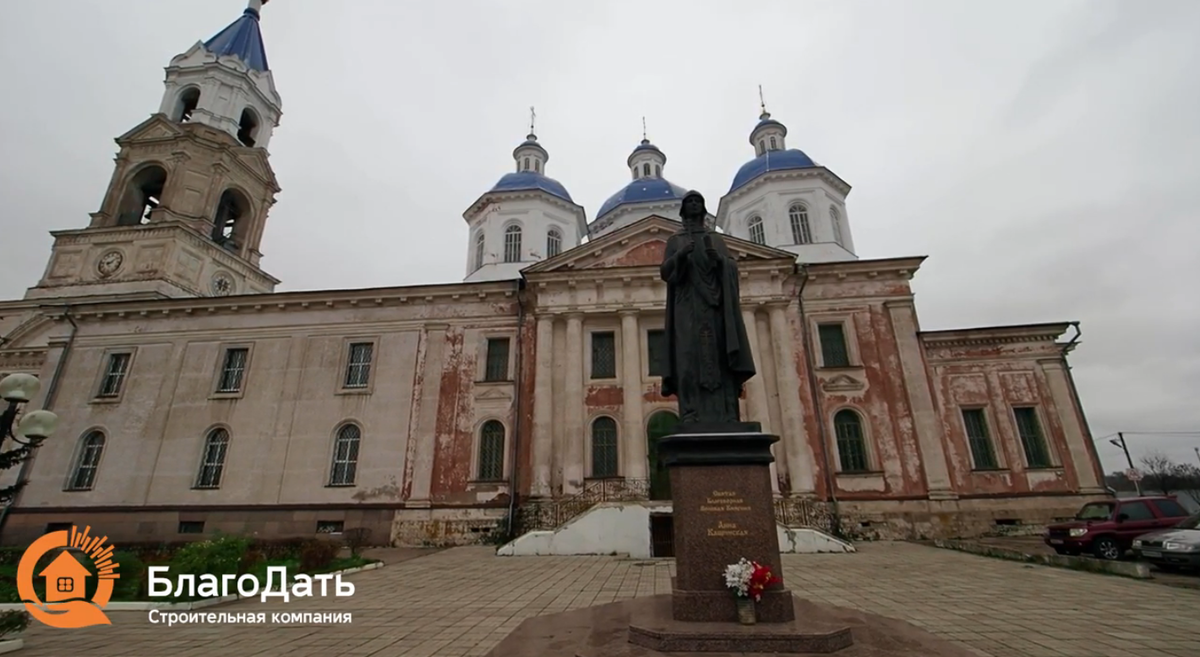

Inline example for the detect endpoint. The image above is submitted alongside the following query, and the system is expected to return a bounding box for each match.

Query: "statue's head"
[680,191,707,226]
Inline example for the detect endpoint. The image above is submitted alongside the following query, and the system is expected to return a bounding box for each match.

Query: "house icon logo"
[17,525,121,628]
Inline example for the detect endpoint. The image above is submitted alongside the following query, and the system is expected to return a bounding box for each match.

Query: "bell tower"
[27,0,283,301]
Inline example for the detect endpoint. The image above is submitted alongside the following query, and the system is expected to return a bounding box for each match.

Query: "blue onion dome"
[597,178,689,218]
[729,111,816,193]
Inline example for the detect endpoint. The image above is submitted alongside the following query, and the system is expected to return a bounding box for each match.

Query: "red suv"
[1044,496,1191,560]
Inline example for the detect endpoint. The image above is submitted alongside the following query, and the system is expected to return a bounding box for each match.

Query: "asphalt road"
[972,535,1200,590]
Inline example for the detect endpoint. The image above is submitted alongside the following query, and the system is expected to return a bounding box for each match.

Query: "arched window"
[655,164,661,177]
[632,167,638,178]
[789,203,812,244]
[237,108,260,147]
[758,140,766,155]
[67,431,106,491]
[834,410,869,473]
[546,228,562,258]
[195,428,230,489]
[747,216,765,245]
[643,163,651,177]
[175,87,200,123]
[591,417,618,478]
[212,188,250,249]
[503,225,522,263]
[830,206,844,246]
[534,160,540,173]
[329,423,361,486]
[116,165,168,226]
[478,420,505,481]
[523,157,530,171]
[770,136,777,150]
[474,232,485,270]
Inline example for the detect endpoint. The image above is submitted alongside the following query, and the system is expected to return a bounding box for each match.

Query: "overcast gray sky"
[1,0,1197,473]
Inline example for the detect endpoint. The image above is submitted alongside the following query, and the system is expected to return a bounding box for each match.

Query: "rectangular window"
[484,338,510,382]
[216,347,249,393]
[646,329,668,377]
[818,323,850,368]
[1013,407,1052,468]
[344,342,374,388]
[591,331,616,379]
[178,521,205,534]
[961,409,999,470]
[316,520,344,535]
[96,352,131,398]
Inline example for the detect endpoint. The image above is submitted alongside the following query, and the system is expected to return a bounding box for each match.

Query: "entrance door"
[646,410,679,501]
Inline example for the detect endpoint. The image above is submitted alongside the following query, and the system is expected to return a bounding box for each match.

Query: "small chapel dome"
[597,138,690,218]
[486,132,574,202]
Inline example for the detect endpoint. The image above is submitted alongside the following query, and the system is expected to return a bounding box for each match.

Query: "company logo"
[17,525,121,628]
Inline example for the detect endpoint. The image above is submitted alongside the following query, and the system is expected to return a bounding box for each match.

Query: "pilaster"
[767,301,815,493]
[1039,359,1104,492]
[742,306,780,493]
[563,313,585,493]
[619,310,647,480]
[531,315,555,496]
[406,324,449,506]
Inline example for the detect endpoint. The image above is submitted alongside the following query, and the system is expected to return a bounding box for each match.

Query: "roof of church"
[487,172,574,203]
[728,149,818,193]
[597,177,689,218]
[204,6,270,72]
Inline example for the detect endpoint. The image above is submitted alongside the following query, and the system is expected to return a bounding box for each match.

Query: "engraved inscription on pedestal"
[701,490,752,537]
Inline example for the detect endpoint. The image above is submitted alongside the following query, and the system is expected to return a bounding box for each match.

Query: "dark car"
[1043,496,1191,560]
[1132,511,1200,571]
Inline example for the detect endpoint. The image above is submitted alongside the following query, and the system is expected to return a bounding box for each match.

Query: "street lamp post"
[0,373,60,501]
[1109,432,1141,496]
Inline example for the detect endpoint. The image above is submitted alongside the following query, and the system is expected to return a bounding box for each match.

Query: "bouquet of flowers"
[723,557,780,601]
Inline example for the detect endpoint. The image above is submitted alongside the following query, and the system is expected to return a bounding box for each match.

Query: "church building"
[0,2,1108,548]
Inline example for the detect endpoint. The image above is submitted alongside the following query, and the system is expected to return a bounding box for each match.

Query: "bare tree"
[1140,451,1179,495]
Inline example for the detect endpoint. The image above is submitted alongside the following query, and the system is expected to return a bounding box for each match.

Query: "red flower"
[745,561,780,602]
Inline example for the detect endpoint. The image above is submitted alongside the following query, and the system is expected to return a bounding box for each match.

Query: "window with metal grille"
[478,420,505,481]
[817,323,850,367]
[329,424,361,486]
[647,329,668,377]
[748,216,765,244]
[178,521,205,534]
[344,342,374,388]
[834,410,869,472]
[216,347,248,393]
[546,228,562,258]
[960,409,999,469]
[1013,407,1051,468]
[474,232,485,270]
[484,338,510,382]
[503,225,522,263]
[789,204,812,244]
[67,431,106,491]
[591,332,616,379]
[591,417,619,478]
[316,520,344,534]
[97,352,131,398]
[830,206,844,246]
[194,428,230,489]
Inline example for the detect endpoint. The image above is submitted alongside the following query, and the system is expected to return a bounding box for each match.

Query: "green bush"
[0,610,28,639]
[112,551,146,600]
[298,539,339,572]
[171,535,249,579]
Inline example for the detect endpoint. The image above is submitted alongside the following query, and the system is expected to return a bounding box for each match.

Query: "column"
[619,311,647,481]
[563,313,585,493]
[1040,360,1104,492]
[742,307,780,493]
[768,302,817,494]
[885,301,955,497]
[531,315,555,496]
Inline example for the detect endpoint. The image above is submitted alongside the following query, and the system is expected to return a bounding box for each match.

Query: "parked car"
[1132,511,1200,571]
[1043,496,1192,560]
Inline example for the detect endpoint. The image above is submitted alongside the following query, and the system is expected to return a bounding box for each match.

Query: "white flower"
[723,557,753,598]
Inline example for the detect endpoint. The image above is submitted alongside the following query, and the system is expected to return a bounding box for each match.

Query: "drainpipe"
[505,279,528,540]
[795,266,843,537]
[1059,322,1105,497]
[0,305,78,538]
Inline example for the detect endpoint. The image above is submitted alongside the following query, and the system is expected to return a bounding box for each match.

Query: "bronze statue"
[659,191,756,426]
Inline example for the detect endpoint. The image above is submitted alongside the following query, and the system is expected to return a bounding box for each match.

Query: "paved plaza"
[19,542,1199,657]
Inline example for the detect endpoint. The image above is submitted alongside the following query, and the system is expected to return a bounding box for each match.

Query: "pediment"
[230,148,280,192]
[523,215,798,274]
[475,386,514,402]
[116,115,186,144]
[820,373,865,392]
